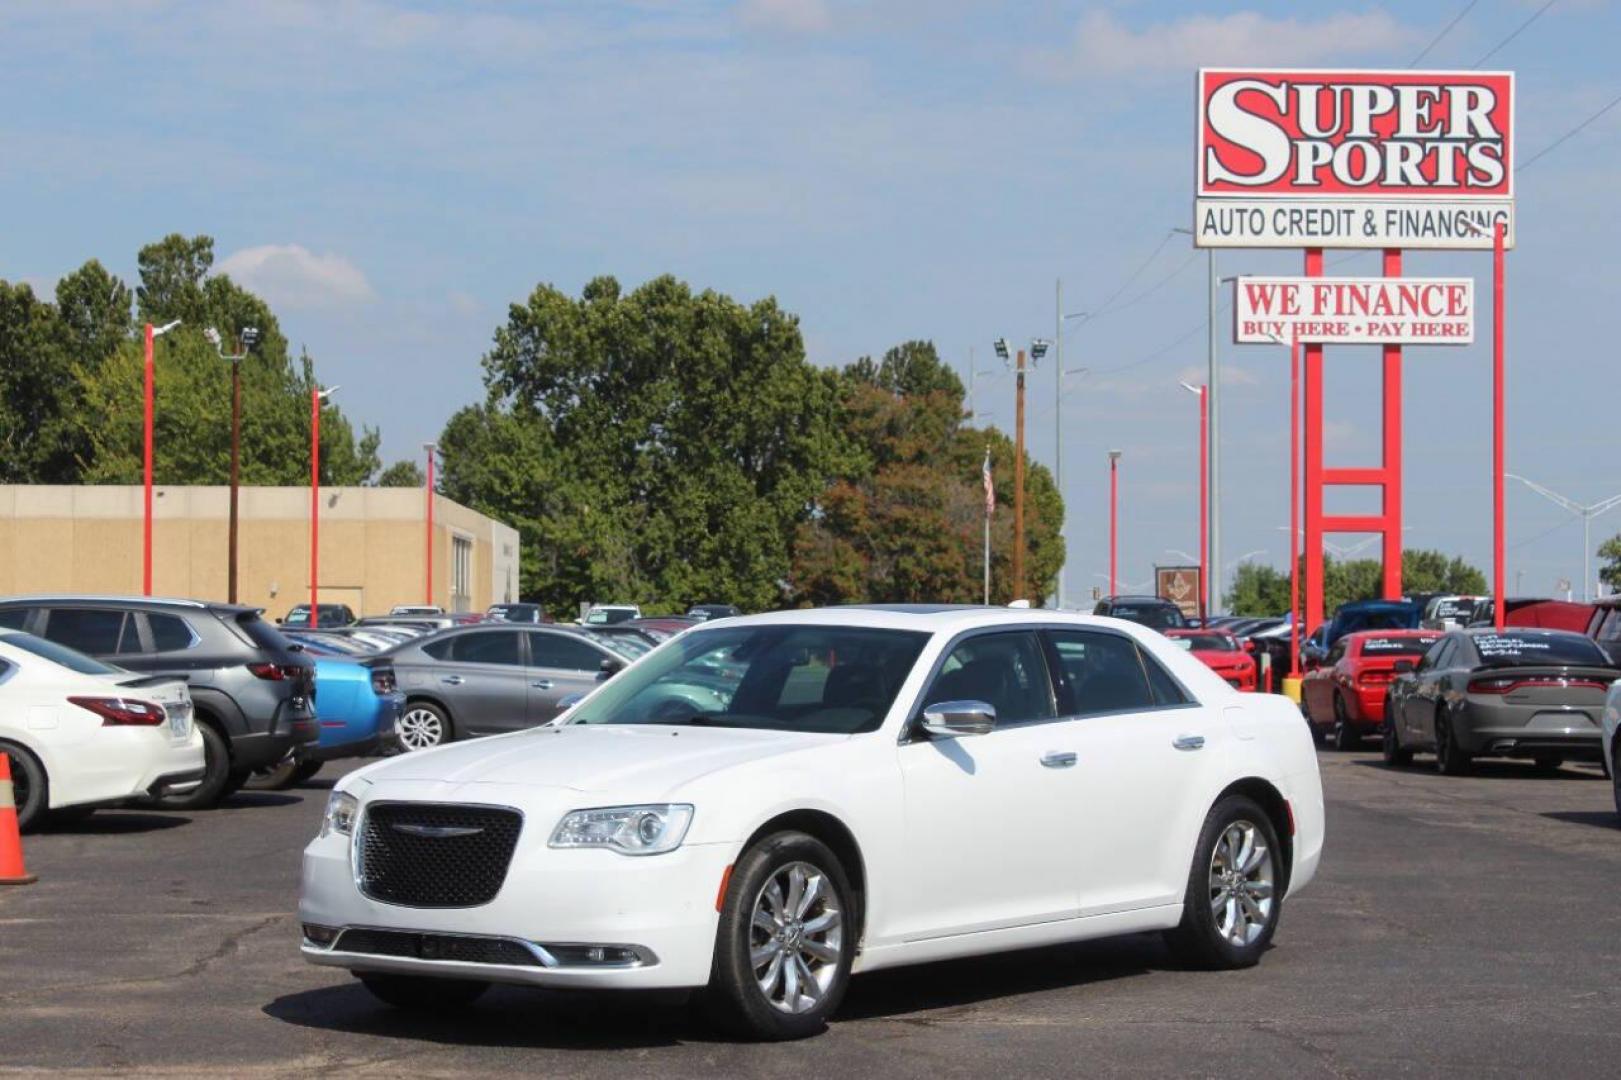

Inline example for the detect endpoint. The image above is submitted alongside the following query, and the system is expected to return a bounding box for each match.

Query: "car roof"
[698,605,1159,635]
[0,594,250,614]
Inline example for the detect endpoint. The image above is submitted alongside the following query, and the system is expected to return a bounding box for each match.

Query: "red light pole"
[141,319,181,596]
[424,443,437,607]
[1108,450,1122,596]
[1289,330,1302,678]
[1181,382,1208,617]
[1493,220,1506,631]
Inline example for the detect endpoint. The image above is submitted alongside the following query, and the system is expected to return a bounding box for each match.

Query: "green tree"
[0,281,80,482]
[1228,548,1488,618]
[790,341,1063,605]
[443,275,849,613]
[1226,562,1291,616]
[1600,534,1621,594]
[375,459,426,487]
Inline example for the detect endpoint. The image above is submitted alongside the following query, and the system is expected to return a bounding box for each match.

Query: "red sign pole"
[1289,328,1301,680]
[1382,249,1405,601]
[310,388,320,623]
[1198,385,1208,619]
[1303,248,1325,647]
[1493,221,1507,631]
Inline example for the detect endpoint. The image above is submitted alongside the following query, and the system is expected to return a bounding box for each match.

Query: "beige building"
[0,485,520,618]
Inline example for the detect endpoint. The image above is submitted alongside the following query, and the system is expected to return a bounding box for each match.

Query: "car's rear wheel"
[155,723,232,810]
[246,750,300,791]
[399,702,451,751]
[1612,744,1621,817]
[358,973,488,1010]
[1434,709,1472,776]
[1331,694,1360,751]
[291,760,324,786]
[0,741,48,833]
[1382,707,1413,767]
[706,831,855,1041]
[1166,795,1282,969]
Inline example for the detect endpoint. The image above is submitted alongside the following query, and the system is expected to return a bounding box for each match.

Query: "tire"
[1434,708,1472,776]
[398,701,452,751]
[1612,744,1621,818]
[1331,694,1360,752]
[706,831,856,1041]
[358,973,488,1011]
[1165,795,1283,970]
[291,760,324,786]
[0,741,49,834]
[156,722,233,810]
[1531,756,1563,774]
[1382,708,1413,767]
[246,750,301,791]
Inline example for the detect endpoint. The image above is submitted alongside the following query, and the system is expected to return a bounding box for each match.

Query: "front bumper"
[299,818,733,990]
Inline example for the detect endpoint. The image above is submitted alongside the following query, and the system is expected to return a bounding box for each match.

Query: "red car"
[1300,629,1441,750]
[1164,630,1257,691]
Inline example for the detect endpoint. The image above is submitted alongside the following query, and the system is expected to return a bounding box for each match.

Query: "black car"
[0,596,317,807]
[1091,595,1189,631]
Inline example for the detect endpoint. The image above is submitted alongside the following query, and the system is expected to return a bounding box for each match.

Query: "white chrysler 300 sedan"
[300,606,1324,1040]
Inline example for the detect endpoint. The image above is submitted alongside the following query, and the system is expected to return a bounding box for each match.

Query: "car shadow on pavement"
[218,792,304,809]
[37,811,192,834]
[1542,810,1620,830]
[265,933,1178,1048]
[1352,758,1606,781]
[264,982,698,1049]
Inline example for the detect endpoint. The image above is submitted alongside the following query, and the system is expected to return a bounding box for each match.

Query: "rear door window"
[0,608,31,631]
[451,630,522,666]
[42,608,131,656]
[528,632,607,672]
[147,613,197,653]
[1045,630,1160,716]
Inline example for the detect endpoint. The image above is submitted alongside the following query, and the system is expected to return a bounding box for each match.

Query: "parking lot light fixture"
[1108,450,1123,597]
[424,443,438,606]
[141,319,182,596]
[311,386,339,623]
[1180,380,1208,617]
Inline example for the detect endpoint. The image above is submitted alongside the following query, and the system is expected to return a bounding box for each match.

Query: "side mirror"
[920,700,996,738]
[598,657,625,680]
[1393,659,1416,674]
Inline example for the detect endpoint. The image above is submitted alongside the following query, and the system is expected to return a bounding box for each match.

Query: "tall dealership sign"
[1196,69,1514,249]
[1195,68,1516,662]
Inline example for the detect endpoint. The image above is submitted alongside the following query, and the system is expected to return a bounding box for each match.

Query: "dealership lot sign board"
[1234,276,1475,345]
[1195,69,1515,249]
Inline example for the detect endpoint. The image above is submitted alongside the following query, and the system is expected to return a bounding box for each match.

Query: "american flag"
[982,448,994,516]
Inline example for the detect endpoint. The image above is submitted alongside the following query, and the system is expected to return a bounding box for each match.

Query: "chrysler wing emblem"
[392,823,484,839]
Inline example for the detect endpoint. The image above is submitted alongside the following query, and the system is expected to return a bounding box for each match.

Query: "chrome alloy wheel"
[749,860,843,1015]
[1208,820,1275,947]
[398,707,445,751]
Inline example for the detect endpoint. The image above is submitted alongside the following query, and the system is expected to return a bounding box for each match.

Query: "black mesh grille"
[358,803,523,908]
[336,928,541,966]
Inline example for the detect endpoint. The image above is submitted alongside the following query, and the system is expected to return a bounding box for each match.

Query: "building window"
[452,535,473,613]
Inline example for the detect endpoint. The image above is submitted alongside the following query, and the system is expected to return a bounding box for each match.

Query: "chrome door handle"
[1173,734,1205,751]
[530,679,553,690]
[1040,751,1078,769]
[441,675,464,686]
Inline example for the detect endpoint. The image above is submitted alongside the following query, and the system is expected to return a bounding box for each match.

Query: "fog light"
[543,943,651,967]
[302,923,340,947]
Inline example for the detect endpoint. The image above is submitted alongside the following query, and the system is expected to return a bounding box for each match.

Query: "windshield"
[1472,632,1613,667]
[569,624,929,734]
[1111,604,1187,630]
[1176,633,1238,652]
[2,632,122,675]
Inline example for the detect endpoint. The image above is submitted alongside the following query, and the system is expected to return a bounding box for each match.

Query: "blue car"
[1302,600,1422,666]
[248,650,403,790]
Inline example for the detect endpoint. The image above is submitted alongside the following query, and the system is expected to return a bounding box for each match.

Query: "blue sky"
[4,1,1620,604]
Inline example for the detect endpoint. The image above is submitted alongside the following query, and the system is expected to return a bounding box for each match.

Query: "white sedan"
[300,606,1324,1039]
[0,630,205,830]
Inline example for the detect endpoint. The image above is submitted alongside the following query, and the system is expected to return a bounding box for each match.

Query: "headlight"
[549,804,694,856]
[321,791,359,838]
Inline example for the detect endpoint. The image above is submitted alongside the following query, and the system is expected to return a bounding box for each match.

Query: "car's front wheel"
[1166,795,1282,969]
[398,702,451,751]
[358,973,487,1010]
[707,831,855,1040]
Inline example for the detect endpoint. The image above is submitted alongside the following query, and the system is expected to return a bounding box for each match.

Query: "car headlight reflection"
[321,791,359,838]
[549,804,694,856]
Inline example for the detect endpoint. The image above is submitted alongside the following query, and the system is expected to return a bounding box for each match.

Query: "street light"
[310,385,339,623]
[1053,300,1090,609]
[991,337,1048,602]
[1179,380,1208,616]
[1108,449,1123,597]
[1173,225,1222,614]
[205,325,260,603]
[1506,473,1621,602]
[141,319,182,595]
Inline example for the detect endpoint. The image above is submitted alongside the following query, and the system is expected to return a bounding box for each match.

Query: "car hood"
[351,724,844,796]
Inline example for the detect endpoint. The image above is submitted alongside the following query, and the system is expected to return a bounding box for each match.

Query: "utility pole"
[1207,248,1220,613]
[205,326,259,604]
[1055,281,1063,609]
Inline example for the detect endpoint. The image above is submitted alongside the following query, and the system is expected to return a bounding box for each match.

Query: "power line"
[1473,0,1556,67]
[1091,251,1200,322]
[1087,230,1174,315]
[1518,89,1621,171]
[1409,0,1478,66]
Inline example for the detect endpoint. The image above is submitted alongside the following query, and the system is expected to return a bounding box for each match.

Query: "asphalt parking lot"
[3,750,1619,1078]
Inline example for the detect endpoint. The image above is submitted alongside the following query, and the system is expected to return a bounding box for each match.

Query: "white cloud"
[1043,8,1419,80]
[738,0,831,34]
[215,244,375,310]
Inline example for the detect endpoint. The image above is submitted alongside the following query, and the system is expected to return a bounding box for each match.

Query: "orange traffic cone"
[0,752,37,886]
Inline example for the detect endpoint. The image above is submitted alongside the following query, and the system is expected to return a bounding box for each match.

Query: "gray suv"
[0,596,317,808]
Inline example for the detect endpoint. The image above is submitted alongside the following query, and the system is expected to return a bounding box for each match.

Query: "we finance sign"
[1195,70,1514,250]
[1234,276,1475,345]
